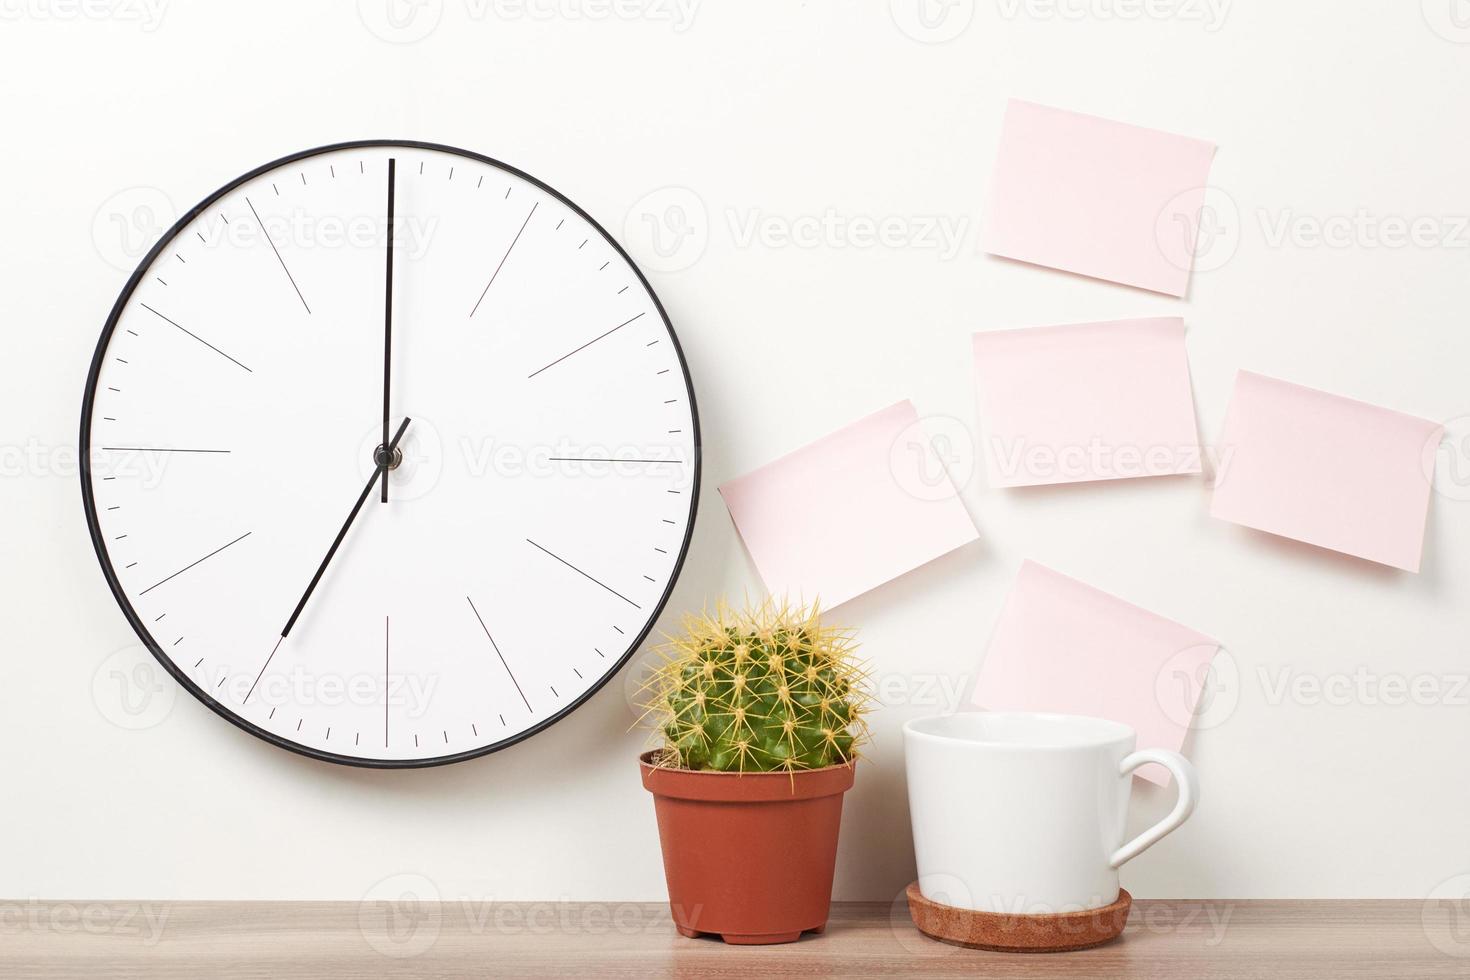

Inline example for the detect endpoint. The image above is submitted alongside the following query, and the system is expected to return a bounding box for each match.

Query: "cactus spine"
[644,600,871,773]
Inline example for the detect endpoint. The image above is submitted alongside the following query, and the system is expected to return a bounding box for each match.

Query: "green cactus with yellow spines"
[640,600,872,773]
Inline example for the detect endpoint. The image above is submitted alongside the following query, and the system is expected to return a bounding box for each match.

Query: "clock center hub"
[373,444,403,470]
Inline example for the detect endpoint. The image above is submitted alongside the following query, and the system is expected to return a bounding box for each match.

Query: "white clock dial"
[81,141,699,767]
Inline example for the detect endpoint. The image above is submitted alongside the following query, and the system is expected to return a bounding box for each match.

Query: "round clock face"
[81,141,699,767]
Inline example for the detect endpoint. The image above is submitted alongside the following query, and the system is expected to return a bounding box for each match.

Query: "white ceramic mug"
[903,711,1198,915]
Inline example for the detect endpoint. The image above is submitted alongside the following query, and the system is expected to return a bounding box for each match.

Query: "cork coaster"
[905,882,1131,953]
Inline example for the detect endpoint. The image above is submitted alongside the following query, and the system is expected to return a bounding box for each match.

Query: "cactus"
[641,600,872,773]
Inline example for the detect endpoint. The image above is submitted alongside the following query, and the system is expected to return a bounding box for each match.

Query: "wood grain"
[0,899,1462,979]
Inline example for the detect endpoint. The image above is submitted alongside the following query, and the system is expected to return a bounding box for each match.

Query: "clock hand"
[281,417,411,638]
[381,157,396,503]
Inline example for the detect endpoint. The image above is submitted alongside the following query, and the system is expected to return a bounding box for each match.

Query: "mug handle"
[1108,749,1199,868]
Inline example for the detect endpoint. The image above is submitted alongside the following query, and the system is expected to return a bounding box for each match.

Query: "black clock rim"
[78,139,702,770]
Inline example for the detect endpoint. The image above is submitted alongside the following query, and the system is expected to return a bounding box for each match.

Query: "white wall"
[3,1,1467,903]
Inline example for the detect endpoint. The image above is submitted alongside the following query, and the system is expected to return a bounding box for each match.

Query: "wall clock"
[80,140,700,768]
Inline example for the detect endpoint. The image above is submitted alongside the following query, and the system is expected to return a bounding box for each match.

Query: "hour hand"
[282,416,411,638]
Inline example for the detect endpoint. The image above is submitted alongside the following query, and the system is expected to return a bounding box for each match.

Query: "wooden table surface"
[3,899,1466,978]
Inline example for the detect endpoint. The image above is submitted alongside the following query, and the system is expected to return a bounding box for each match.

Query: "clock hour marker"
[469,201,539,318]
[139,531,252,595]
[526,311,646,379]
[466,596,532,712]
[244,196,311,315]
[525,539,640,609]
[139,303,252,372]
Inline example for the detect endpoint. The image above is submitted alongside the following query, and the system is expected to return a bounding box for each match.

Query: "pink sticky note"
[973,317,1201,487]
[719,401,979,609]
[1210,371,1442,572]
[984,99,1216,297]
[973,561,1220,784]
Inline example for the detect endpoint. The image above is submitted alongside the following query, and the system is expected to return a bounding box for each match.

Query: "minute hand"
[281,417,411,638]
[381,157,396,503]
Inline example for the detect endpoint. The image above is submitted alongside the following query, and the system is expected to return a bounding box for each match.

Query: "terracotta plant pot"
[639,751,856,945]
